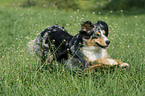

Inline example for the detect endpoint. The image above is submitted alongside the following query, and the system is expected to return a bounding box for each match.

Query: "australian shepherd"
[28,20,129,72]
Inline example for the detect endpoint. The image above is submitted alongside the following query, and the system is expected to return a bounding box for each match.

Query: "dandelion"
[98,17,101,20]
[50,69,52,71]
[92,12,95,14]
[121,10,123,12]
[25,36,29,39]
[12,44,15,47]
[80,18,84,20]
[110,11,113,13]
[135,16,137,18]
[77,9,79,12]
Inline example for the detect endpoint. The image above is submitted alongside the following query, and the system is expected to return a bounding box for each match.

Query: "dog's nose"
[105,40,110,45]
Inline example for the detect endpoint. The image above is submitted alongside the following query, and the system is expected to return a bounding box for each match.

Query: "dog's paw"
[119,63,129,68]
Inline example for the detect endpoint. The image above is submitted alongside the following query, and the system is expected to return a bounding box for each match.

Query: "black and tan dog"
[29,20,129,72]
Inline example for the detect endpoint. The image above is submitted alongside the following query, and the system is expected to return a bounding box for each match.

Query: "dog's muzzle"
[95,40,110,49]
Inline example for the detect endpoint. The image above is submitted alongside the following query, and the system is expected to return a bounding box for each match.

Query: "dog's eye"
[92,36,98,39]
[96,34,100,36]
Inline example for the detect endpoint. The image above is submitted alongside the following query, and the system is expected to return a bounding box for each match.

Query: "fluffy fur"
[28,20,129,72]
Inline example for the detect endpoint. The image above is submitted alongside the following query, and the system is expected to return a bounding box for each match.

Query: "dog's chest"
[81,46,106,61]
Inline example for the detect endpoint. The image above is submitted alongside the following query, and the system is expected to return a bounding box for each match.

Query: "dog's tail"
[27,39,35,54]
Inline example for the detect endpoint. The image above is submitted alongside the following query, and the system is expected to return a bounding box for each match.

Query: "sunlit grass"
[0,5,145,96]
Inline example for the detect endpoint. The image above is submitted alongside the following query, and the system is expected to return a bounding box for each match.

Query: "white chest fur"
[81,46,107,61]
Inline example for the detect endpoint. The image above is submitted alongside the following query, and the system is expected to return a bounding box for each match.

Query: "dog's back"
[33,25,73,62]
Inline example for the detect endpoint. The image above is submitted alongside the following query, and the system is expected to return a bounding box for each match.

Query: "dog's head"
[79,20,110,49]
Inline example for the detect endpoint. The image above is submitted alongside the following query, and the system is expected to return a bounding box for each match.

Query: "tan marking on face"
[96,32,101,36]
[103,30,105,35]
[85,37,106,47]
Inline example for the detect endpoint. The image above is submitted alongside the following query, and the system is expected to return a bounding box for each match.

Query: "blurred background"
[1,0,145,13]
[9,0,145,11]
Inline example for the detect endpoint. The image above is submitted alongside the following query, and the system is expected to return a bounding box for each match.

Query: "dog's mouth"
[95,42,109,49]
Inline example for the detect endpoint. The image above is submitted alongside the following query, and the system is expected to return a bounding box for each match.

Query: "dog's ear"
[97,21,109,37]
[81,20,94,31]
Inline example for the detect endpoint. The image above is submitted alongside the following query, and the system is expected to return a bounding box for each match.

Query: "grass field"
[0,1,145,96]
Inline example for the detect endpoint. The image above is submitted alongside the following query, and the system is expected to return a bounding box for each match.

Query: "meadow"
[0,1,145,96]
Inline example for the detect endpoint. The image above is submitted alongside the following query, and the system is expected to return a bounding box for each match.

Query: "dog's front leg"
[111,59,129,68]
[84,58,111,73]
[88,58,129,70]
[89,58,116,69]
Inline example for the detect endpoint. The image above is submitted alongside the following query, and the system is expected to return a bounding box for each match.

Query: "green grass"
[0,3,145,96]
